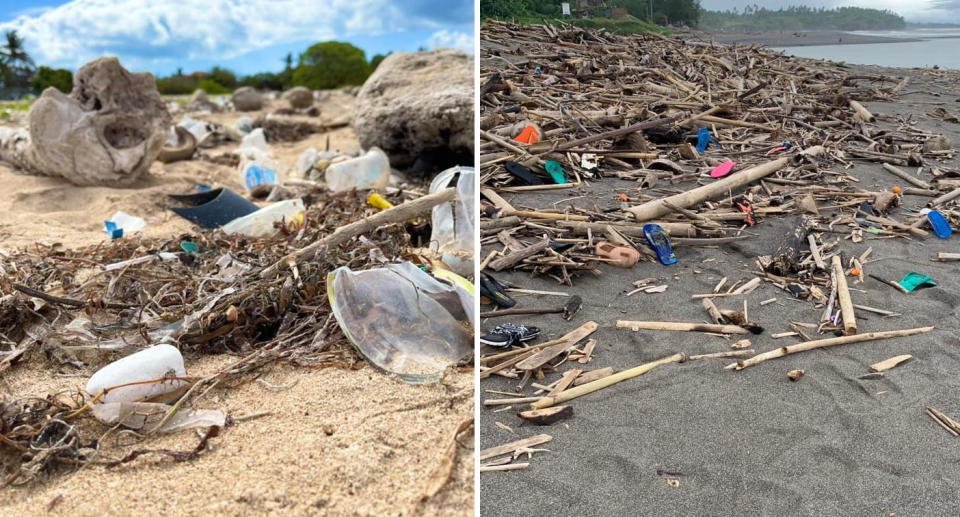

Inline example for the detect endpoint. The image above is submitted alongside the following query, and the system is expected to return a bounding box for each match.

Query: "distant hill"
[700,6,906,31]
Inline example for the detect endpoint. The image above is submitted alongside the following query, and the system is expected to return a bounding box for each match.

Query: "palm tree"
[0,30,34,97]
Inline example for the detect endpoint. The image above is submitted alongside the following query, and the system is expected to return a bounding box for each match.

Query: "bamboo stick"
[725,327,934,370]
[881,163,931,189]
[479,434,553,461]
[626,157,790,222]
[930,187,960,207]
[530,353,685,409]
[832,255,857,335]
[616,320,749,334]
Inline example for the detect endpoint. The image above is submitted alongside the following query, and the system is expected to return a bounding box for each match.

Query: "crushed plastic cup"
[86,344,187,404]
[429,166,475,276]
[325,147,390,191]
[327,262,473,383]
[178,115,212,143]
[104,211,146,239]
[221,198,305,237]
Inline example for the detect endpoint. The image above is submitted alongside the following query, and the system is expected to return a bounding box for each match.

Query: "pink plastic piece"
[710,161,737,178]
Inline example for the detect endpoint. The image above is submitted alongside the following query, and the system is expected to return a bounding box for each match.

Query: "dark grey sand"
[479,65,960,516]
[706,30,919,48]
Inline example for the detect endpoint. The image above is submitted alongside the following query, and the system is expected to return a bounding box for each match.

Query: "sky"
[0,0,475,77]
[699,0,960,22]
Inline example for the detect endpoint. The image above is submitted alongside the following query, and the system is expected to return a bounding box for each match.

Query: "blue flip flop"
[695,127,720,153]
[643,223,677,265]
[927,210,952,239]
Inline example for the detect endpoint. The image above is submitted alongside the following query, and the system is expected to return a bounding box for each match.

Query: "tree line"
[0,34,391,100]
[481,0,701,26]
[700,6,906,31]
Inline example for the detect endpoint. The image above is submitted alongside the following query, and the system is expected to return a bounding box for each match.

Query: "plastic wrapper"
[428,165,475,276]
[328,262,473,383]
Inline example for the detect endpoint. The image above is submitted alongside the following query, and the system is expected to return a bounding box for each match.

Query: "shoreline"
[705,29,921,48]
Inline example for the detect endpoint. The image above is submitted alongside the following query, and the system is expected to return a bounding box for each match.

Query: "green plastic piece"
[180,241,199,254]
[544,160,567,184]
[899,271,936,292]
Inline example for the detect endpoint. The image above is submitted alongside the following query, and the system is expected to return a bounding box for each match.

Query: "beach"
[479,26,960,516]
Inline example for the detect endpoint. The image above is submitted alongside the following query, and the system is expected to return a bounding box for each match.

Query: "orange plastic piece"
[618,193,628,202]
[851,268,861,277]
[514,125,540,144]
[892,186,902,194]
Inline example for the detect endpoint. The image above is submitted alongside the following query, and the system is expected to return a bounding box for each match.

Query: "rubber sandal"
[544,160,567,184]
[504,161,545,185]
[480,272,516,308]
[927,210,953,239]
[710,160,736,178]
[595,241,641,268]
[642,224,678,265]
[734,196,756,226]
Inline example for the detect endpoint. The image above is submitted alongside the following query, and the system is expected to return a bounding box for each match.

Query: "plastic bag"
[328,262,473,383]
[429,166,475,276]
[91,402,225,433]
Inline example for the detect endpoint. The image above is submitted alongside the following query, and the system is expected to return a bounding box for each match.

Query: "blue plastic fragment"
[195,184,212,192]
[104,220,123,239]
[927,210,952,239]
[244,165,277,189]
[695,127,719,152]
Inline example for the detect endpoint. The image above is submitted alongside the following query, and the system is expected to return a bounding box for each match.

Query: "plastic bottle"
[428,166,475,276]
[238,128,280,190]
[85,344,187,403]
[325,147,390,191]
[221,198,305,237]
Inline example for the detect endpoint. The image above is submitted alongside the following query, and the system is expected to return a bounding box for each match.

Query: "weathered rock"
[232,86,263,111]
[0,57,170,186]
[282,86,314,109]
[185,89,220,112]
[353,49,474,171]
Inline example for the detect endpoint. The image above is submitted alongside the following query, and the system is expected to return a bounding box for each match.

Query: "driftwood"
[832,255,858,335]
[869,354,912,373]
[616,320,749,334]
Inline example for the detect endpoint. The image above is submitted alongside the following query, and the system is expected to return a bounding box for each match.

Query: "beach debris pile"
[478,19,959,469]
[0,175,474,485]
[354,49,475,173]
[0,57,171,186]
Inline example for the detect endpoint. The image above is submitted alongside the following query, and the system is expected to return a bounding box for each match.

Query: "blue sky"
[0,0,475,77]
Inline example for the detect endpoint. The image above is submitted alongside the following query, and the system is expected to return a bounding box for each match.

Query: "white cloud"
[426,30,474,53]
[0,0,472,70]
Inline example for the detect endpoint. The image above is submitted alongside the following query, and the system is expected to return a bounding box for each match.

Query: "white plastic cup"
[86,344,187,403]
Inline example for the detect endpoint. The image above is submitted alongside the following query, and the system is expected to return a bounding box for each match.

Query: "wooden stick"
[702,298,723,324]
[548,369,581,396]
[516,321,599,371]
[725,327,934,370]
[881,163,931,189]
[501,209,589,221]
[261,187,455,278]
[807,235,826,270]
[479,434,552,461]
[930,187,960,207]
[832,255,857,335]
[926,407,960,437]
[616,320,749,334]
[530,353,685,409]
[480,463,530,472]
[626,157,790,222]
[869,354,912,373]
[483,397,543,406]
[554,114,683,151]
[488,239,550,271]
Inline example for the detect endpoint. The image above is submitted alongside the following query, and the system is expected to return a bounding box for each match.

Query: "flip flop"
[642,224,678,265]
[710,161,736,178]
[480,272,516,308]
[595,241,641,268]
[504,161,545,185]
[695,127,719,152]
[927,210,953,239]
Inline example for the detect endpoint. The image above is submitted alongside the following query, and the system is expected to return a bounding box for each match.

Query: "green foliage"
[700,6,906,31]
[156,75,199,95]
[0,30,35,99]
[292,41,371,90]
[481,0,698,31]
[31,66,72,95]
[241,72,283,90]
[197,78,232,94]
[209,66,237,88]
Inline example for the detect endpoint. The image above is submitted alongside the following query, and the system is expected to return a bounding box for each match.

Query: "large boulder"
[232,86,263,111]
[0,57,170,186]
[282,86,314,109]
[353,49,474,171]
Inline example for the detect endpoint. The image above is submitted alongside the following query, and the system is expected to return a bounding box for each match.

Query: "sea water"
[772,29,960,70]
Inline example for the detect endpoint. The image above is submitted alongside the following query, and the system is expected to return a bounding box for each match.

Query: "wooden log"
[261,187,455,278]
[488,239,550,271]
[850,100,875,123]
[515,321,599,371]
[556,220,697,238]
[807,234,826,270]
[725,327,934,370]
[479,434,553,461]
[930,187,960,207]
[934,252,960,262]
[530,353,686,409]
[573,367,614,385]
[617,320,749,334]
[554,114,683,151]
[881,163,931,189]
[869,354,912,373]
[502,209,589,221]
[626,157,790,222]
[832,255,857,335]
[518,406,573,425]
[702,298,723,324]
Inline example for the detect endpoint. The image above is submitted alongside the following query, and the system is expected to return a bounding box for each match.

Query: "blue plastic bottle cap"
[104,220,123,239]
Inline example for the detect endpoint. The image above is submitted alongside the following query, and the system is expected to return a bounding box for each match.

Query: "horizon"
[698,1,960,23]
[0,0,474,77]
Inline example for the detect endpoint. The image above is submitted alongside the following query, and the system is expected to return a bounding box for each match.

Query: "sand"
[0,93,473,515]
[479,65,960,515]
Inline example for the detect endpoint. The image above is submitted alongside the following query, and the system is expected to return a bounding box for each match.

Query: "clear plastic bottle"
[238,128,280,190]
[325,147,391,191]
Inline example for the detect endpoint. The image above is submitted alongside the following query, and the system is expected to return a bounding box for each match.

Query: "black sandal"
[480,272,515,308]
